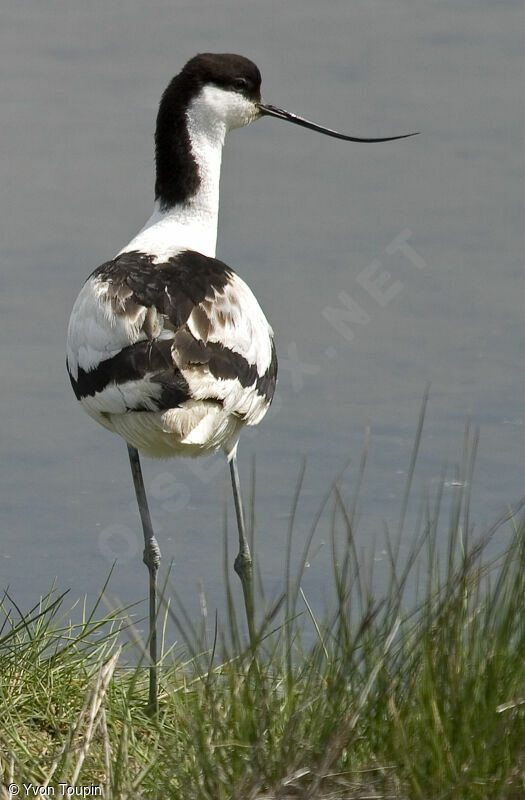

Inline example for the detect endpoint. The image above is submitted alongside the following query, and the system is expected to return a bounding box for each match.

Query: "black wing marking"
[68,339,190,410]
[74,249,277,412]
[92,249,233,328]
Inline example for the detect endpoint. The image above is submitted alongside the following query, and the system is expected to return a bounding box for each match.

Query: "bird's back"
[66,247,277,459]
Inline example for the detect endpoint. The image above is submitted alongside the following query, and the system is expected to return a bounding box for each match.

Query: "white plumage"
[67,257,275,455]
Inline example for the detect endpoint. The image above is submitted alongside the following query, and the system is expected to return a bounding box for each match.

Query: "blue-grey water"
[2,2,523,633]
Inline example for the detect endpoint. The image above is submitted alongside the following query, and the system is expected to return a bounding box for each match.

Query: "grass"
[2,421,525,798]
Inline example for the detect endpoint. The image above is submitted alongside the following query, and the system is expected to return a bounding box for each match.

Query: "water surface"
[1,1,523,629]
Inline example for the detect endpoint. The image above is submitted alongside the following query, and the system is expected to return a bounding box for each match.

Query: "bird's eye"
[233,76,249,91]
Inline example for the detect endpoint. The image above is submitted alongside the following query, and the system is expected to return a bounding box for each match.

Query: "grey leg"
[229,454,256,646]
[127,444,161,712]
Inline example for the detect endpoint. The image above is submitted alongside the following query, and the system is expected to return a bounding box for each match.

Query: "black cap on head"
[155,54,263,208]
[179,53,262,101]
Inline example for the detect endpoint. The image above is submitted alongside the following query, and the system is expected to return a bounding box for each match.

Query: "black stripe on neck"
[154,75,201,209]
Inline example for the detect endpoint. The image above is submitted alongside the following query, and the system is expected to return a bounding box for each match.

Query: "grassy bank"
[2,432,525,798]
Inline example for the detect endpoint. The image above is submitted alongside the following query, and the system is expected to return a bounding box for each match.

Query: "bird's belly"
[95,400,246,460]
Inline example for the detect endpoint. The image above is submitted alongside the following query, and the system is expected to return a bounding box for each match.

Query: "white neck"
[120,94,229,262]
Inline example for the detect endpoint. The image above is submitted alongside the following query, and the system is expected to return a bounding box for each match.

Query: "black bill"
[258,102,419,143]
